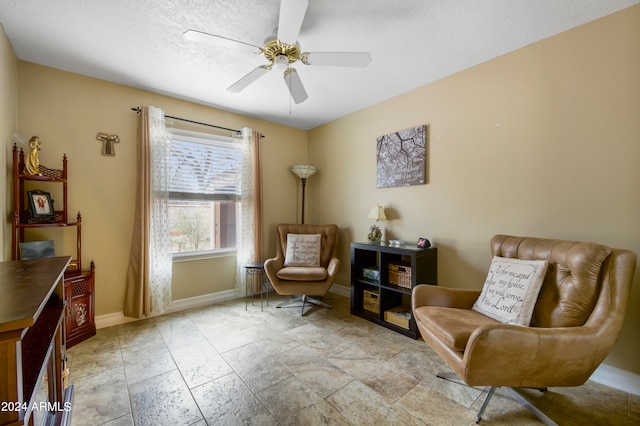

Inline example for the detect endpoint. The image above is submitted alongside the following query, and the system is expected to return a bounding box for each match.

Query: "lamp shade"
[368,204,387,221]
[291,164,318,179]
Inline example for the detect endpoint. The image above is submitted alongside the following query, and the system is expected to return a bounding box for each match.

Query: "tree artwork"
[376,125,427,188]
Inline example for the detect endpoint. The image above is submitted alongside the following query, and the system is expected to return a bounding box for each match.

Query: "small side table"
[245,261,268,311]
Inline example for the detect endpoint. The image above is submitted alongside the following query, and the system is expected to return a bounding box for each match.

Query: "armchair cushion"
[414,306,498,351]
[276,266,328,281]
[472,256,548,325]
[284,234,321,267]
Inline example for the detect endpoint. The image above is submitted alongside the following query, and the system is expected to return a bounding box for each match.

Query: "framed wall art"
[376,124,427,188]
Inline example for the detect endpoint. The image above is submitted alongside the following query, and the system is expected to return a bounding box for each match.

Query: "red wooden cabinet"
[64,263,96,349]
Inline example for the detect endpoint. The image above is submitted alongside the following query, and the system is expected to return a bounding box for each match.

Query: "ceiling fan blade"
[302,52,372,67]
[183,29,260,54]
[227,66,270,93]
[277,0,309,45]
[283,68,308,104]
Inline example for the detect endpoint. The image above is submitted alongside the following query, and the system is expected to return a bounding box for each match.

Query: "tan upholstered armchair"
[412,235,636,425]
[265,224,340,315]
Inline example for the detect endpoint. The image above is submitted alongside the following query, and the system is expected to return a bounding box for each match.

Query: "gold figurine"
[24,136,42,175]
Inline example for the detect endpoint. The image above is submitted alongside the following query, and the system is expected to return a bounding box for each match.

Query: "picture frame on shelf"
[27,189,55,219]
[19,240,55,260]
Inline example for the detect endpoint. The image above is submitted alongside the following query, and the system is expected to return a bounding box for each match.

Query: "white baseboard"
[95,311,139,329]
[167,289,237,313]
[95,289,237,329]
[590,363,640,396]
[330,283,350,298]
[95,284,639,396]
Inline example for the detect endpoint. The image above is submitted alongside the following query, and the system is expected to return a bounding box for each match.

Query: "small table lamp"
[367,204,386,243]
[291,164,317,224]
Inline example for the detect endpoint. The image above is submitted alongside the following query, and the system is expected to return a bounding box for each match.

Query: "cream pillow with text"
[472,256,548,325]
[284,234,321,267]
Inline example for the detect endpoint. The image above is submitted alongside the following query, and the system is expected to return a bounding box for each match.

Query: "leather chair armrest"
[412,285,481,310]
[463,324,599,387]
[264,258,284,285]
[327,257,341,278]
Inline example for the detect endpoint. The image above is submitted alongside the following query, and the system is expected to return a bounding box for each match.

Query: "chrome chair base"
[276,294,332,316]
[436,372,557,425]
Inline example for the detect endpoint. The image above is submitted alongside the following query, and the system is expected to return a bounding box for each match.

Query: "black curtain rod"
[131,107,241,135]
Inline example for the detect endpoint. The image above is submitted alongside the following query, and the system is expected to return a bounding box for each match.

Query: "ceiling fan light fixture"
[274,54,289,70]
[262,39,300,64]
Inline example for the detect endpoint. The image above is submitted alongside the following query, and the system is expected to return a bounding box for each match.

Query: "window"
[168,129,241,257]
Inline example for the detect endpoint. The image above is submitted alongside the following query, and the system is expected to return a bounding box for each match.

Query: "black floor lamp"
[291,164,317,224]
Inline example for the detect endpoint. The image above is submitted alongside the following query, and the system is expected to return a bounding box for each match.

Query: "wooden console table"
[0,257,73,426]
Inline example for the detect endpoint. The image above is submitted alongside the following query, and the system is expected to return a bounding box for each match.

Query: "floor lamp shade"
[291,164,318,179]
[291,165,317,224]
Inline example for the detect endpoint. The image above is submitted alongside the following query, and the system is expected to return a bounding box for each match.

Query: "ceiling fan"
[183,0,372,104]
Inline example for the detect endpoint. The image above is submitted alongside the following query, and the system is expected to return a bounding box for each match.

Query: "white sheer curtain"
[148,107,173,315]
[235,127,263,296]
[124,105,173,318]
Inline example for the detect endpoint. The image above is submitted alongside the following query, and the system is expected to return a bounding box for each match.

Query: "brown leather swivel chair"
[264,224,340,315]
[412,234,636,425]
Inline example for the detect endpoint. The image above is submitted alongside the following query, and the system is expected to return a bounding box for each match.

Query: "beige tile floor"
[67,292,640,425]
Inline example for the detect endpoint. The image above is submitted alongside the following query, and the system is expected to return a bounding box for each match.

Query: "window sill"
[172,249,237,262]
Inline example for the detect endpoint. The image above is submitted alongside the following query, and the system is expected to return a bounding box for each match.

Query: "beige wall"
[308,6,640,373]
[13,63,307,315]
[1,25,19,260]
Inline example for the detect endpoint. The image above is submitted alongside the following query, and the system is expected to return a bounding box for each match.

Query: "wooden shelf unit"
[350,242,437,338]
[11,144,96,348]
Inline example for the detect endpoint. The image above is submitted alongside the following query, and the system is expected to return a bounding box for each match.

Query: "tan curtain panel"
[124,107,152,318]
[252,129,264,262]
[235,128,264,295]
[124,106,172,318]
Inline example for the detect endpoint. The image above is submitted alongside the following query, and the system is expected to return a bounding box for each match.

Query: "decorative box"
[363,266,379,280]
[389,262,412,288]
[363,289,379,314]
[384,305,411,329]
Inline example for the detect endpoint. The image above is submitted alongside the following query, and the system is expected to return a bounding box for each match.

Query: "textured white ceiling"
[1,0,638,130]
